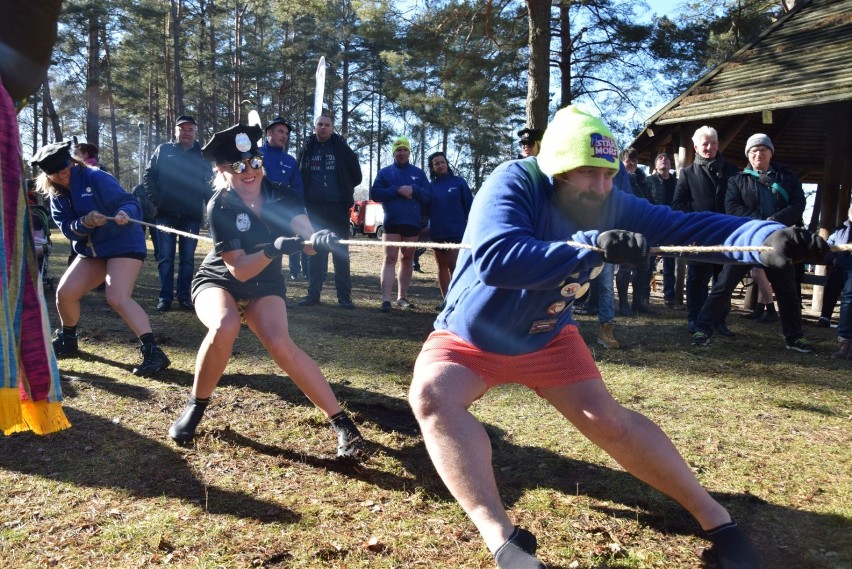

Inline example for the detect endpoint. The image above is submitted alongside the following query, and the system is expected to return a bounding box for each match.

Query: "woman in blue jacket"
[32,141,170,377]
[370,136,430,311]
[427,151,473,306]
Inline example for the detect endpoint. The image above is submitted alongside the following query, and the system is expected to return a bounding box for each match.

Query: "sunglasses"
[229,155,263,173]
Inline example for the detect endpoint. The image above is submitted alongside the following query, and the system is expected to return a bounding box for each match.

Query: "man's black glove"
[596,230,648,265]
[760,227,831,269]
[263,236,304,259]
[310,229,339,253]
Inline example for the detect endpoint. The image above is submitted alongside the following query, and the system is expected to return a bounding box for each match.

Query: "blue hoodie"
[429,173,473,240]
[49,165,146,258]
[434,158,784,355]
[370,162,431,228]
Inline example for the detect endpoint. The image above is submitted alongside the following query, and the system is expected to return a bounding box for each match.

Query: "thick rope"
[106,217,852,255]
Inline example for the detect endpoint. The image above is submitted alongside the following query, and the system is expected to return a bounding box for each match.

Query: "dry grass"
[1,235,850,568]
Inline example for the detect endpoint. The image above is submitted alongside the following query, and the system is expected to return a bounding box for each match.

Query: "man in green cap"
[408,105,829,569]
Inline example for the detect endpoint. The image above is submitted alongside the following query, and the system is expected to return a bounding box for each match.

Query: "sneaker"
[692,331,712,347]
[379,300,392,313]
[156,300,172,312]
[597,322,620,349]
[133,344,171,377]
[298,296,320,307]
[817,317,831,328]
[395,298,413,309]
[338,297,355,310]
[831,339,851,360]
[785,337,814,354]
[52,330,79,358]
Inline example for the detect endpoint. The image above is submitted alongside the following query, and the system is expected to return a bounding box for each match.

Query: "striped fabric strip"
[0,78,69,435]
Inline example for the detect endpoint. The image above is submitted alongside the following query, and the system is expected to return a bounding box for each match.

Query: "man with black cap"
[144,115,213,312]
[517,128,543,158]
[260,117,307,283]
[692,133,813,353]
[297,113,362,309]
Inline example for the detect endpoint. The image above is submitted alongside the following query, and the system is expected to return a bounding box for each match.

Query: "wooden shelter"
[629,0,852,232]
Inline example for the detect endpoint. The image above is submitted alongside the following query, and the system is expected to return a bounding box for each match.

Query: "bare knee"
[207,315,241,346]
[409,374,447,423]
[572,401,633,445]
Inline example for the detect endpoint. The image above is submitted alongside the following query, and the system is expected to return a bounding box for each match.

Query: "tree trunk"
[525,0,551,129]
[101,28,120,179]
[42,76,62,142]
[86,12,101,147]
[559,0,572,107]
[171,0,185,116]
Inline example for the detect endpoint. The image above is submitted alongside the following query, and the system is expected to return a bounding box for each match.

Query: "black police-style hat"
[176,115,197,126]
[264,116,292,132]
[202,124,263,163]
[518,128,544,143]
[31,140,73,174]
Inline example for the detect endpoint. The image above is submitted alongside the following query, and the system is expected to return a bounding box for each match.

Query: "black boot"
[704,521,762,569]
[169,396,209,444]
[756,303,778,324]
[494,526,547,569]
[133,344,171,377]
[742,303,765,320]
[329,411,368,460]
[52,330,79,358]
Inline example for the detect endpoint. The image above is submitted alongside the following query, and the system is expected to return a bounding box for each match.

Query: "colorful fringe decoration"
[0,77,70,435]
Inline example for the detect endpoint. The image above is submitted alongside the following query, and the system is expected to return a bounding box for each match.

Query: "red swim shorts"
[416,326,601,394]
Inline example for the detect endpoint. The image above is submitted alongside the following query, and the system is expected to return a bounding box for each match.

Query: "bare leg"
[541,379,731,530]
[409,360,515,553]
[381,233,401,302]
[246,295,342,416]
[103,257,152,336]
[751,267,774,304]
[397,240,417,300]
[55,257,107,326]
[434,248,459,298]
[191,287,241,398]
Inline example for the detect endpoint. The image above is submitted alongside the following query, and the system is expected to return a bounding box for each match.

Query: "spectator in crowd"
[73,139,104,169]
[144,115,213,312]
[132,183,159,260]
[517,128,543,158]
[409,105,824,569]
[370,136,431,312]
[692,134,814,353]
[818,214,850,328]
[32,141,170,377]
[616,147,654,315]
[297,112,362,309]
[426,151,473,308]
[168,124,368,459]
[260,116,308,284]
[672,126,738,334]
[742,268,779,323]
[646,152,680,308]
[829,205,852,360]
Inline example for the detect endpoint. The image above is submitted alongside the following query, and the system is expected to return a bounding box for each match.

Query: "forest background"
[19,0,792,195]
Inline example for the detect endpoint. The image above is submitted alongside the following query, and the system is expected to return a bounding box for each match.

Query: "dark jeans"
[306,203,351,300]
[662,256,676,302]
[156,214,200,303]
[820,266,845,318]
[616,256,652,306]
[685,262,721,322]
[289,252,308,277]
[696,263,803,341]
[838,265,852,340]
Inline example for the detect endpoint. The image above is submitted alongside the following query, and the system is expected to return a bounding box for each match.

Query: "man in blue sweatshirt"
[408,106,828,569]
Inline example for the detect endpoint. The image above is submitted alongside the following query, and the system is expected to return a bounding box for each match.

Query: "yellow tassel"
[0,388,25,434]
[19,399,72,435]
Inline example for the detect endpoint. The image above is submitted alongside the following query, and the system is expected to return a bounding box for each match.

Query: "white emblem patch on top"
[236,212,251,232]
[235,133,252,153]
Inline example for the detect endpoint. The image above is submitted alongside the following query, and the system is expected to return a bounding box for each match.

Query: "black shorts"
[384,224,420,238]
[432,235,463,244]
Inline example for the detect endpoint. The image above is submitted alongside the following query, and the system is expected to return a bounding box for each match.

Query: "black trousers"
[696,263,803,341]
[305,202,351,300]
